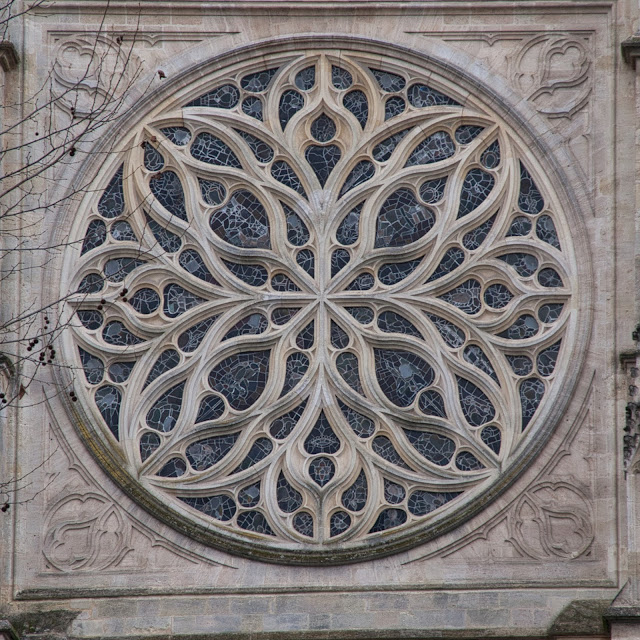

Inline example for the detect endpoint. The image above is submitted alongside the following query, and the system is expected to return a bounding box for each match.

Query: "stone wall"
[0,1,638,638]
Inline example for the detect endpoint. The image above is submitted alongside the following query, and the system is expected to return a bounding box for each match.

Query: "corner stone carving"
[509,481,593,560]
[512,34,591,119]
[43,492,132,572]
[405,376,596,564]
[41,401,236,572]
[52,34,141,117]
[410,31,594,194]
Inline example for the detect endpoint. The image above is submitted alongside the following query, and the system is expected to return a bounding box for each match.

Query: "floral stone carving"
[61,45,580,563]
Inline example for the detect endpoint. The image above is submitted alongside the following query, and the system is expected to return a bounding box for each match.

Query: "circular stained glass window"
[61,42,583,564]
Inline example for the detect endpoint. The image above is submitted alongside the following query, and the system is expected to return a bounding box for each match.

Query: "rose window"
[63,46,578,563]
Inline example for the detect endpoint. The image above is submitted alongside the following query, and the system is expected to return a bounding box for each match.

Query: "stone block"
[309,613,332,630]
[224,596,272,615]
[330,613,378,630]
[274,594,364,614]
[172,615,245,635]
[262,613,310,632]
[465,607,511,627]
[69,619,106,638]
[364,593,409,611]
[102,616,172,637]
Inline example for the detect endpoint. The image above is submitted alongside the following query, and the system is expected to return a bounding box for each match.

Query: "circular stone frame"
[55,36,592,565]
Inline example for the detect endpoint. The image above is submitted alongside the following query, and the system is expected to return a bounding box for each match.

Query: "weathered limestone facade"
[1,1,640,638]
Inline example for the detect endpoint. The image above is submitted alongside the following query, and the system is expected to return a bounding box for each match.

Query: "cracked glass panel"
[241,68,279,92]
[343,90,368,128]
[384,96,406,120]
[336,203,362,245]
[140,432,161,462]
[161,126,191,146]
[373,129,410,163]
[211,190,270,249]
[222,260,268,287]
[186,434,239,471]
[146,216,182,252]
[520,378,545,430]
[242,96,263,120]
[375,188,434,248]
[481,426,501,454]
[481,140,500,169]
[209,351,270,411]
[271,160,307,197]
[98,165,124,219]
[457,377,495,426]
[342,470,368,511]
[407,83,460,107]
[419,177,447,204]
[338,400,375,438]
[457,169,494,218]
[379,259,421,285]
[111,220,137,242]
[95,385,121,439]
[455,125,484,144]
[536,215,561,249]
[81,219,106,254]
[234,129,274,163]
[185,84,239,109]
[406,131,455,166]
[270,401,308,440]
[144,349,180,388]
[427,247,464,281]
[279,90,304,130]
[518,162,544,214]
[408,491,460,516]
[311,114,336,142]
[77,310,103,331]
[332,66,353,89]
[384,480,405,504]
[306,145,341,186]
[146,382,185,432]
[80,348,104,385]
[191,133,241,167]
[339,160,375,197]
[404,429,455,466]
[508,216,532,237]
[150,171,187,221]
[463,214,495,250]
[293,512,314,537]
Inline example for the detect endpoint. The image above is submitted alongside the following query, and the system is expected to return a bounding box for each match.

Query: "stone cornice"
[30,0,617,14]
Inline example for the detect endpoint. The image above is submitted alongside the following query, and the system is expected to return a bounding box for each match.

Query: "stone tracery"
[65,49,575,558]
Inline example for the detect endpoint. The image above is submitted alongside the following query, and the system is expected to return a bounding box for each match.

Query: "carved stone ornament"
[511,34,591,119]
[52,35,138,116]
[58,41,587,564]
[43,492,132,572]
[509,481,593,560]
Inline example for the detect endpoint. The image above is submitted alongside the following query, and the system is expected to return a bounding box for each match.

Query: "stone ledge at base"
[0,593,619,640]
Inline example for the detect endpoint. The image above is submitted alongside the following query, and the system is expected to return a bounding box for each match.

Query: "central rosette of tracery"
[67,50,574,549]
